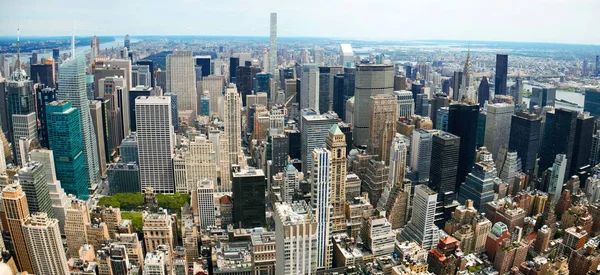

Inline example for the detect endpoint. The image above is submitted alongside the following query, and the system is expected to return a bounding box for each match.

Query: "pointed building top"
[329,124,343,135]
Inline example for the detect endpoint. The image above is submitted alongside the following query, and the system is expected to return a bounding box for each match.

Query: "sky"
[1,0,598,45]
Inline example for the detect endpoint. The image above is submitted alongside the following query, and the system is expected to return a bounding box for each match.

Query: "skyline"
[0,0,598,45]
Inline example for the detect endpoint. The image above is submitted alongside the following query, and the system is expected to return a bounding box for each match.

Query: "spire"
[71,20,75,58]
[16,27,20,70]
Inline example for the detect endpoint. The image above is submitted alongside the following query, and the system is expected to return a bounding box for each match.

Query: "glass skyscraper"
[46,101,88,199]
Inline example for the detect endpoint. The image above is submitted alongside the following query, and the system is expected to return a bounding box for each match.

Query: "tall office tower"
[218,132,231,191]
[585,89,600,118]
[369,94,398,162]
[301,113,338,173]
[58,50,101,189]
[136,60,155,87]
[46,101,89,199]
[229,56,240,83]
[310,148,333,269]
[0,137,4,174]
[90,36,100,62]
[282,164,300,203]
[36,86,57,148]
[313,46,325,65]
[363,159,389,206]
[274,201,318,274]
[430,93,449,128]
[166,50,197,116]
[186,135,217,193]
[107,162,140,194]
[1,183,33,273]
[340,44,354,67]
[495,54,508,96]
[484,103,514,158]
[11,112,37,166]
[128,85,153,132]
[411,129,433,184]
[65,198,90,257]
[394,75,407,91]
[514,77,524,106]
[326,125,347,233]
[89,101,107,178]
[398,184,440,250]
[478,77,490,106]
[459,50,476,101]
[571,113,594,176]
[6,56,35,142]
[591,130,600,166]
[124,34,130,50]
[508,112,541,175]
[30,63,55,87]
[496,149,522,188]
[23,212,70,275]
[136,96,175,193]
[548,154,568,202]
[539,109,577,178]
[448,103,480,191]
[120,134,138,163]
[379,133,410,229]
[415,93,430,117]
[395,90,415,118]
[202,76,225,117]
[318,66,343,114]
[458,162,496,213]
[236,65,261,106]
[354,64,394,147]
[193,56,211,78]
[430,131,461,221]
[155,69,167,90]
[452,71,463,101]
[131,64,151,86]
[300,64,320,111]
[529,87,556,110]
[271,134,289,175]
[16,161,53,217]
[269,13,277,74]
[232,167,266,228]
[196,179,216,228]
[143,210,173,253]
[224,85,243,166]
[0,79,8,135]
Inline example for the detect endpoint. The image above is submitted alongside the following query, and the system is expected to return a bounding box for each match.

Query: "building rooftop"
[275,201,312,225]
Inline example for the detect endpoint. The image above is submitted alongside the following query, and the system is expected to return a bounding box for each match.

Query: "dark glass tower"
[584,89,600,118]
[529,87,556,110]
[452,71,463,101]
[194,56,211,78]
[448,103,479,192]
[235,65,260,106]
[571,113,594,176]
[495,54,508,96]
[430,131,460,206]
[431,93,449,129]
[333,74,345,120]
[7,78,35,142]
[229,57,240,83]
[539,108,577,179]
[36,86,58,148]
[508,112,541,175]
[477,77,490,106]
[30,64,55,88]
[232,167,266,228]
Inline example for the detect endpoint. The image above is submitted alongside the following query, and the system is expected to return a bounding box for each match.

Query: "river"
[11,37,139,61]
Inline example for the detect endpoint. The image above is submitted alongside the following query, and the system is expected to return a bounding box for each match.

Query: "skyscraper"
[274,201,318,274]
[452,71,463,101]
[478,77,490,106]
[11,112,37,166]
[458,162,496,213]
[301,64,319,111]
[166,50,197,116]
[354,64,394,147]
[508,112,541,175]
[196,179,216,228]
[340,44,354,68]
[136,96,175,193]
[202,75,225,117]
[379,133,410,229]
[23,212,70,275]
[57,49,101,189]
[124,34,130,50]
[430,131,460,204]
[1,183,33,273]
[448,103,480,191]
[36,86,58,148]
[398,184,440,250]
[310,148,333,269]
[269,13,277,75]
[529,87,556,110]
[484,103,514,158]
[6,61,35,142]
[30,63,55,88]
[326,125,347,233]
[318,66,343,114]
[46,101,89,199]
[395,90,415,118]
[16,161,54,218]
[430,93,449,128]
[301,112,338,172]
[65,198,90,257]
[186,135,217,193]
[369,94,398,162]
[411,129,433,184]
[495,54,508,96]
[539,108,577,178]
[549,154,568,202]
[232,167,266,228]
[571,113,594,176]
[224,85,243,166]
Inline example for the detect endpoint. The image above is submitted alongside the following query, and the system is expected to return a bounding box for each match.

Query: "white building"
[283,164,300,203]
[394,90,415,118]
[144,250,167,275]
[397,184,440,250]
[274,201,318,275]
[167,50,197,116]
[58,51,101,187]
[549,154,568,203]
[201,76,225,118]
[197,179,216,228]
[12,112,37,166]
[136,96,175,193]
[360,209,395,257]
[301,64,319,111]
[23,212,70,275]
[269,13,277,74]
[186,135,217,192]
[339,44,354,67]
[311,148,332,269]
[224,85,243,167]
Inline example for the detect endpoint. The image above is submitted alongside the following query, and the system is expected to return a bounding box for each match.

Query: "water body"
[14,37,139,61]
[522,84,584,112]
